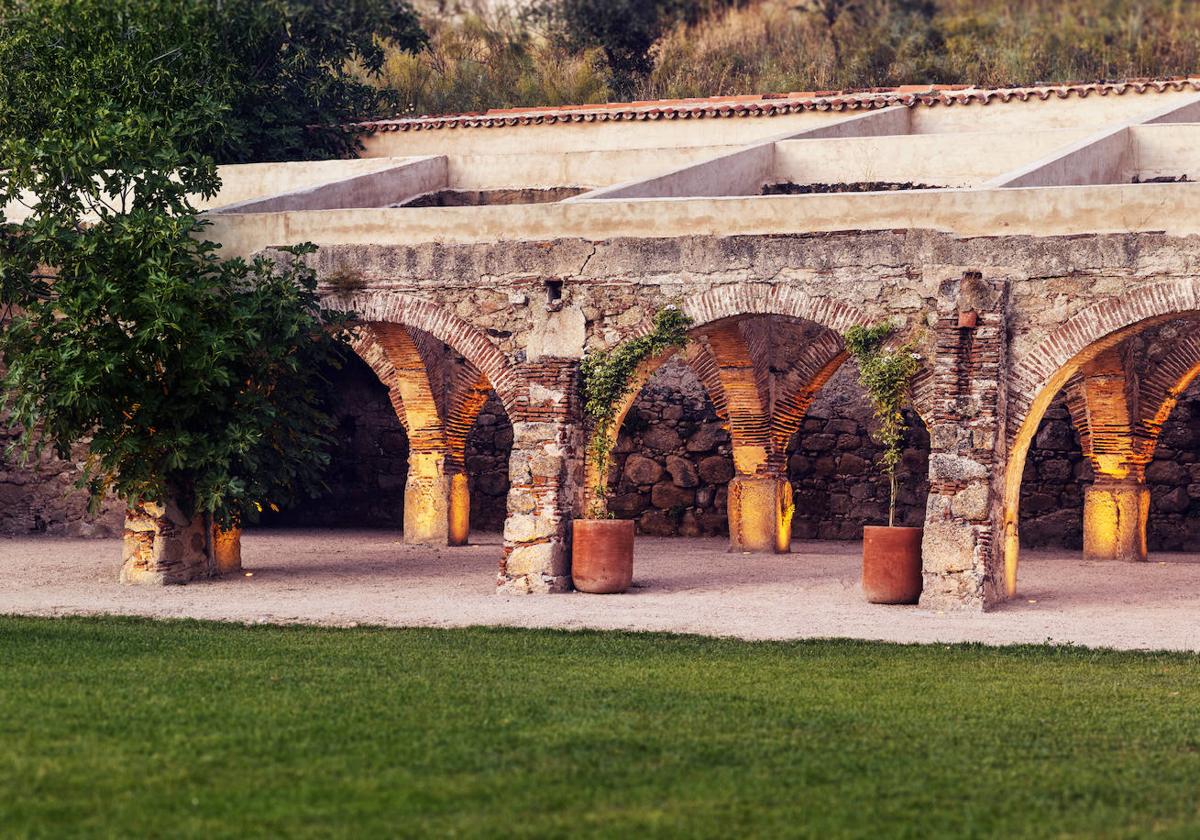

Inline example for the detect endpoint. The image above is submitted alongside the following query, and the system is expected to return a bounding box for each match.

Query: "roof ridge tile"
[343,76,1200,134]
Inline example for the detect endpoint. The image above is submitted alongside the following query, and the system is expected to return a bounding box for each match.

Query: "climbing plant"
[843,322,921,528]
[580,307,692,518]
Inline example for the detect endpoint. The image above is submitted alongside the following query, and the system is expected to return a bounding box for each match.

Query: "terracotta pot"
[572,519,634,594]
[862,525,923,604]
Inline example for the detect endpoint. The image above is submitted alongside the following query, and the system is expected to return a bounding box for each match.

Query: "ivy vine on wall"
[580,306,692,518]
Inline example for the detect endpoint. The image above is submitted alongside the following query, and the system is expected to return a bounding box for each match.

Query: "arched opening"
[260,352,409,528]
[607,356,733,537]
[1006,310,1200,597]
[593,311,931,574]
[255,312,517,562]
[788,362,931,540]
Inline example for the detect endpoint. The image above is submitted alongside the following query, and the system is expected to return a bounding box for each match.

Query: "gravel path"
[2,530,1199,651]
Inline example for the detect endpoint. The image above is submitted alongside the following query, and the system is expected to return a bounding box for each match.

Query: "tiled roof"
[348,77,1200,133]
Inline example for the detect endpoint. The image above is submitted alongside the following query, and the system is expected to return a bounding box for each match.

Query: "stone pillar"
[121,499,212,585]
[727,475,792,553]
[1083,477,1149,562]
[448,472,471,547]
[212,526,242,574]
[498,358,582,594]
[1063,348,1149,563]
[920,273,1010,611]
[403,449,450,545]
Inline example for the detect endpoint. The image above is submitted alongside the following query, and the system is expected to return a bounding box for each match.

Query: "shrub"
[843,322,920,528]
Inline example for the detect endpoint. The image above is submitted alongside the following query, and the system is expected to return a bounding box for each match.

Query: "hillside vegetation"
[364,0,1200,117]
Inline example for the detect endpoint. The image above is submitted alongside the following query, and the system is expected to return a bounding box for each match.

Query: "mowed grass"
[2,618,1200,838]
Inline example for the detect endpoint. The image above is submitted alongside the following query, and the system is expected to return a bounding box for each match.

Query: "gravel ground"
[2,530,1199,651]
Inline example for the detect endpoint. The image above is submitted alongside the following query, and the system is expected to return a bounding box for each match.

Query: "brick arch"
[678,284,874,337]
[333,291,526,418]
[1007,279,1200,447]
[444,365,495,473]
[350,324,447,454]
[1002,279,1200,598]
[696,321,772,473]
[638,284,939,432]
[1136,331,1200,453]
[769,331,848,452]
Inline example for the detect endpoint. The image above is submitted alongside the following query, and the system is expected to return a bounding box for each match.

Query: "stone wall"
[0,427,122,537]
[263,355,410,528]
[606,359,931,539]
[257,353,933,540]
[15,349,1200,550]
[463,392,512,531]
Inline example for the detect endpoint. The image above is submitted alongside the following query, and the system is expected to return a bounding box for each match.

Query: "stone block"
[121,500,212,585]
[651,481,695,509]
[623,454,663,486]
[920,519,978,575]
[950,481,991,522]
[638,510,676,536]
[685,423,725,453]
[643,426,682,453]
[698,456,734,484]
[666,456,699,488]
[838,454,870,475]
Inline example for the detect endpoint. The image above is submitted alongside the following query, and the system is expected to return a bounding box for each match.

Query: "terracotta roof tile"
[345,77,1200,133]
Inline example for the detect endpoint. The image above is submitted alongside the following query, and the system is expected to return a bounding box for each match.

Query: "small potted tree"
[844,322,923,604]
[574,307,692,593]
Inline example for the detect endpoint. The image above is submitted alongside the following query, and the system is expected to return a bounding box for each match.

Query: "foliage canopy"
[0,0,426,164]
[0,0,357,528]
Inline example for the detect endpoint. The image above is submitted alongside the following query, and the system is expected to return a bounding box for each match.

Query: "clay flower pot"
[862,525,923,604]
[572,519,634,594]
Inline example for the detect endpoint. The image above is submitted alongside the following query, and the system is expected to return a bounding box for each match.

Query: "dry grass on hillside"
[362,0,1200,116]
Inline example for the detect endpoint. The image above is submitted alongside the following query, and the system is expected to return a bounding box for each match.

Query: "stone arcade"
[16,77,1200,610]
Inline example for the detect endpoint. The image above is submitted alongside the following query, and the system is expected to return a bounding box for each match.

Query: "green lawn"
[2,618,1200,838]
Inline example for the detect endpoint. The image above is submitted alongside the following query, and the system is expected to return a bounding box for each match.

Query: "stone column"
[1083,476,1149,562]
[727,474,793,553]
[498,358,583,594]
[403,448,450,545]
[1063,348,1149,563]
[121,499,212,584]
[447,472,471,546]
[919,273,1010,611]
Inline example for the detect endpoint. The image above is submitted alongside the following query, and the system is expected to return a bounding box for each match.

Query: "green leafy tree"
[0,0,355,532]
[0,0,427,164]
[580,307,692,518]
[843,322,920,528]
[206,0,428,161]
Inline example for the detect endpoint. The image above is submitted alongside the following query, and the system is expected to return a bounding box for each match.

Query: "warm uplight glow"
[404,470,451,545]
[448,473,470,546]
[1082,482,1149,562]
[212,527,242,575]
[1093,455,1131,479]
[731,444,768,477]
[729,476,791,554]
